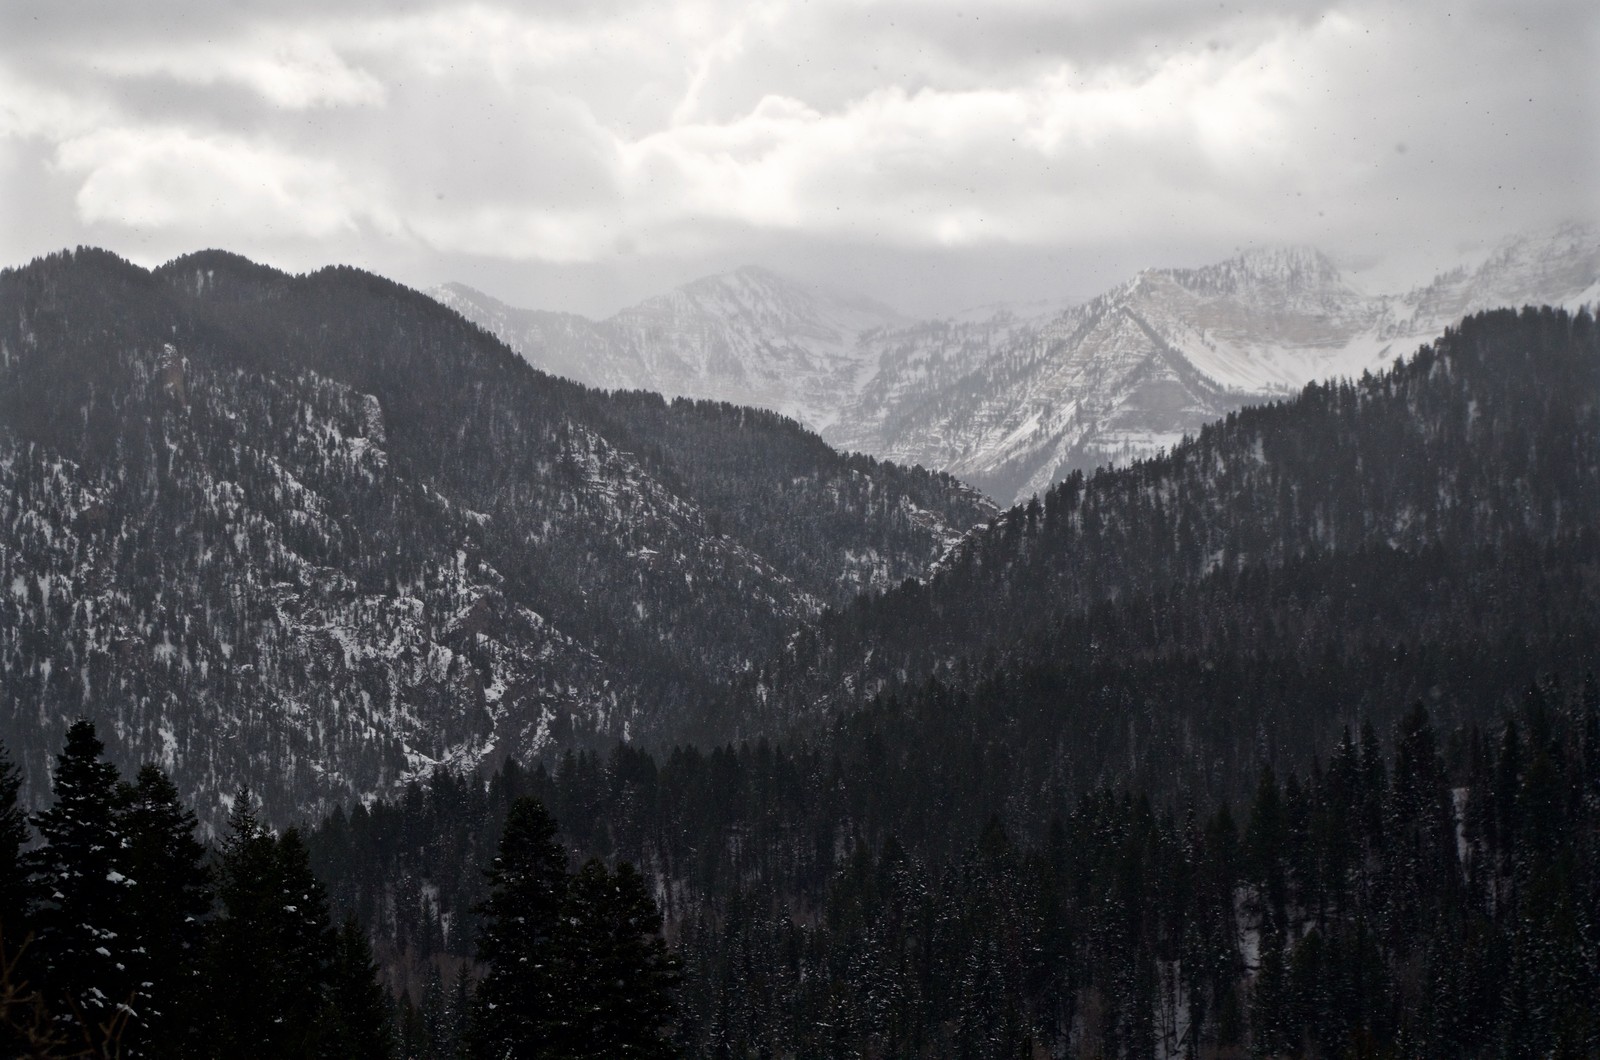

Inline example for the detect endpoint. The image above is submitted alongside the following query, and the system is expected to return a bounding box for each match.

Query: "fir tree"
[397,992,429,1060]
[558,859,679,1059]
[421,964,447,1056]
[0,738,38,1059]
[0,739,32,945]
[204,789,335,1059]
[448,961,474,1059]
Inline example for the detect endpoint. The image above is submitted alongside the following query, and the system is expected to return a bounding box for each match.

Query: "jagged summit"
[628,263,901,339]
[829,224,1599,502]
[1392,221,1600,334]
[1168,244,1346,295]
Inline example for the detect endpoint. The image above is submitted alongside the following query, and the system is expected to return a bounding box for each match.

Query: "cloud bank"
[2,0,1595,314]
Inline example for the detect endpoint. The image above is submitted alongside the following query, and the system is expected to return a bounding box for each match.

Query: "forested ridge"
[734,307,1600,749]
[0,247,988,824]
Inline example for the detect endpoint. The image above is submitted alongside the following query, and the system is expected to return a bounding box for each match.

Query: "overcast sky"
[2,0,1596,317]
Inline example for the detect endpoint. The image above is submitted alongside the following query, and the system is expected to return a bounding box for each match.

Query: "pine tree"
[1251,932,1293,1058]
[397,992,429,1060]
[0,739,32,945]
[1245,766,1287,934]
[470,796,569,1059]
[421,964,447,1056]
[28,720,138,1051]
[448,961,474,1059]
[0,738,39,1059]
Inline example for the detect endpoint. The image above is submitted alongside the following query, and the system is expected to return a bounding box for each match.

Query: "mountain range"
[745,305,1600,774]
[437,223,1600,503]
[4,234,1596,831]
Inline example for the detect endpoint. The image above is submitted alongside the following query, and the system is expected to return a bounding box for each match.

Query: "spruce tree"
[118,763,211,1057]
[28,720,137,1051]
[448,961,474,1058]
[0,738,38,1059]
[558,859,679,1058]
[311,918,395,1060]
[397,993,429,1060]
[421,964,447,1056]
[205,790,335,1059]
[471,796,569,1059]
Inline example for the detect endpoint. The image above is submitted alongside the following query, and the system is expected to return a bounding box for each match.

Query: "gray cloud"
[2,0,1595,317]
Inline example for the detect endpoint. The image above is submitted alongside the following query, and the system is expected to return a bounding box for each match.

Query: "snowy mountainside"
[0,249,989,826]
[1377,221,1600,341]
[430,284,630,392]
[0,345,618,829]
[443,224,1599,505]
[835,224,1600,502]
[827,246,1371,502]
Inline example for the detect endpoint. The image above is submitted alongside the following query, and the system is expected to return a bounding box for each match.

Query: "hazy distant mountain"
[441,223,1600,504]
[1377,222,1600,341]
[435,266,906,430]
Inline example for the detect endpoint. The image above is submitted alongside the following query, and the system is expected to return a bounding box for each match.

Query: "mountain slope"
[300,315,1600,1060]
[0,248,988,825]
